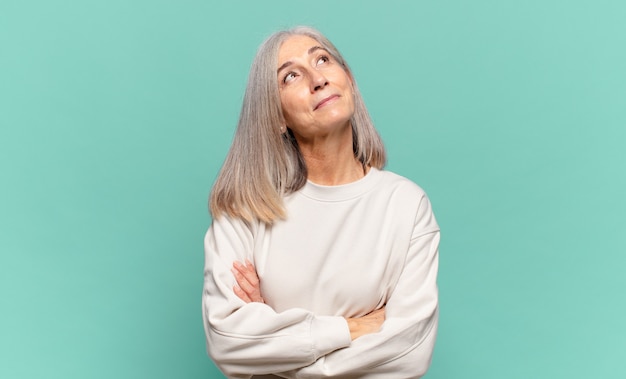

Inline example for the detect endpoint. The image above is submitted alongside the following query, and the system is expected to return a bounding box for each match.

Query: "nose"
[310,70,328,92]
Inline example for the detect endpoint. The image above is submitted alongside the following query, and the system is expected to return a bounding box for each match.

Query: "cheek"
[347,95,355,114]
[281,92,307,118]
[280,97,295,120]
[280,100,302,128]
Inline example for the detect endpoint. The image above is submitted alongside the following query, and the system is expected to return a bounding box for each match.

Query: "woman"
[203,26,440,378]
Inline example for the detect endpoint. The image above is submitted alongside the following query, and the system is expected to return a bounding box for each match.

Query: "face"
[277,35,355,139]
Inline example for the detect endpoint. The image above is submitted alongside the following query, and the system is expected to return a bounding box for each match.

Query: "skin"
[232,35,385,341]
[277,34,365,186]
[231,260,264,304]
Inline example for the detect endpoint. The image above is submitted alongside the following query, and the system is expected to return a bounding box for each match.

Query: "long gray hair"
[210,26,386,223]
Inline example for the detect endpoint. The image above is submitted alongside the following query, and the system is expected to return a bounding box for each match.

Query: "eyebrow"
[277,45,328,74]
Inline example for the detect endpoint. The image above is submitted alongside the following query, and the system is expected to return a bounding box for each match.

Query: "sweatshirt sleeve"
[202,215,352,378]
[283,194,440,379]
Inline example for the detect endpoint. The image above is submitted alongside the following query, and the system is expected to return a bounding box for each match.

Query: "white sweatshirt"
[203,168,440,378]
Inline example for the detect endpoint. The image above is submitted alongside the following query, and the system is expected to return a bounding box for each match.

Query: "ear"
[279,115,288,133]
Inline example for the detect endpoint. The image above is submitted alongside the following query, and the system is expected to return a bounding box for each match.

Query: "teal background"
[1,1,624,378]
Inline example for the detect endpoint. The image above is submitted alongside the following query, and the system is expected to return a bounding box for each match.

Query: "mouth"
[314,94,340,110]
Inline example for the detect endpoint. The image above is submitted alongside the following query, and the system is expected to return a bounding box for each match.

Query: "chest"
[253,198,414,316]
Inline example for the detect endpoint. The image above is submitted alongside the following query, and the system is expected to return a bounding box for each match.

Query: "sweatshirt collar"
[299,167,383,202]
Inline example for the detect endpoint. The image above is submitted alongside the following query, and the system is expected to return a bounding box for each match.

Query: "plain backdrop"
[1,1,625,378]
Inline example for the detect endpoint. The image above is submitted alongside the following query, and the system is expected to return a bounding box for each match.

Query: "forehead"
[277,35,322,65]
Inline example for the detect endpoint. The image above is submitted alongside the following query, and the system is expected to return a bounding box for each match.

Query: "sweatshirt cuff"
[310,315,352,358]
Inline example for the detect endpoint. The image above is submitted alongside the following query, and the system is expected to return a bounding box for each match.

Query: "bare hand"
[231,259,265,303]
[346,307,385,340]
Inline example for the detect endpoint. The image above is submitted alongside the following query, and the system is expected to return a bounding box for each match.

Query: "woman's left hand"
[231,259,265,303]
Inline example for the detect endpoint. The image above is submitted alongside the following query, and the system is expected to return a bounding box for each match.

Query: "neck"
[305,154,365,186]
[295,126,366,186]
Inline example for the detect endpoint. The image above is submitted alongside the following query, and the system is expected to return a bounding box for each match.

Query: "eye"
[316,55,330,65]
[283,71,297,84]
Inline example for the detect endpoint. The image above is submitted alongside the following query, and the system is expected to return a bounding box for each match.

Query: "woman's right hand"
[232,259,265,303]
[345,307,386,341]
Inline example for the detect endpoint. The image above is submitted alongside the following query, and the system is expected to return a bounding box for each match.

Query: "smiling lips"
[314,94,340,110]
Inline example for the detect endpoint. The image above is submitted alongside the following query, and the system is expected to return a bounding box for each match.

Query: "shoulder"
[206,214,261,245]
[375,169,439,230]
[374,168,429,199]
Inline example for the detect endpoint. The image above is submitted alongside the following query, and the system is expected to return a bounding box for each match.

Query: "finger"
[233,261,254,282]
[231,267,254,294]
[244,259,257,275]
[231,267,265,303]
[232,261,265,303]
[233,285,252,303]
[237,260,261,286]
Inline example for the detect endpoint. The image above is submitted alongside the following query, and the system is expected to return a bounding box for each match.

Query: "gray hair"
[210,26,386,223]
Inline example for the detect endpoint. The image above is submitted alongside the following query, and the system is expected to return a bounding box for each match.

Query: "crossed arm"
[205,194,440,377]
[231,259,386,341]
